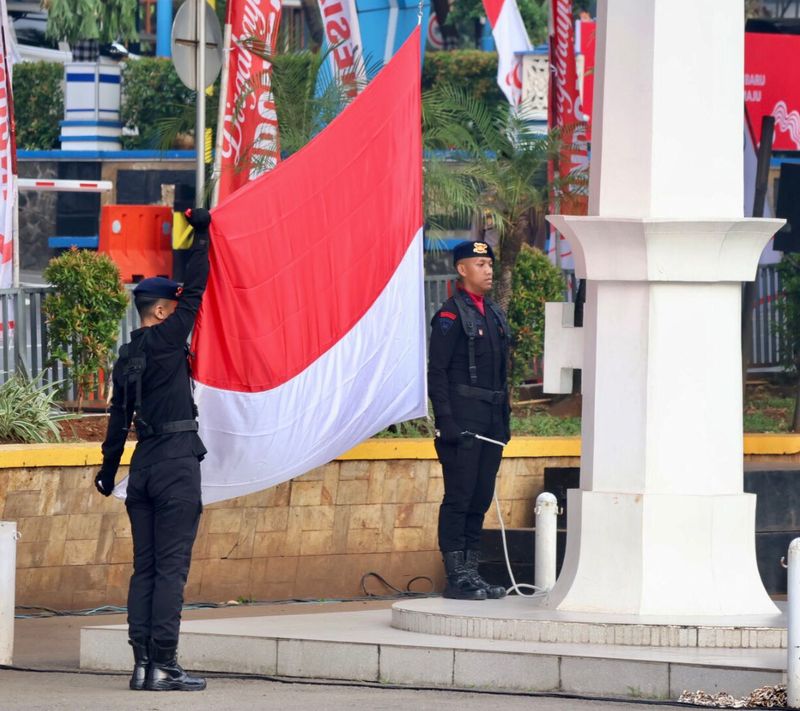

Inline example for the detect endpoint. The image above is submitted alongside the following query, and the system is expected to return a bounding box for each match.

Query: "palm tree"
[423,84,586,310]
[45,0,137,62]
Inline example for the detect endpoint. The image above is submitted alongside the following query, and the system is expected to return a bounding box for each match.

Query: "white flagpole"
[211,22,232,208]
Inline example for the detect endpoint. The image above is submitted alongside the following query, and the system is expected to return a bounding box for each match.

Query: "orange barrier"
[98,205,173,283]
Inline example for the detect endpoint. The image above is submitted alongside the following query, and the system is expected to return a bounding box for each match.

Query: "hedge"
[14,62,64,150]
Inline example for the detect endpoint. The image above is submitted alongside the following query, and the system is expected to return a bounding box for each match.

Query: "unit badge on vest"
[439,311,457,334]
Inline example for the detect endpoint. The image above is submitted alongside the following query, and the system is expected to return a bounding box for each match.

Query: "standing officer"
[428,240,511,600]
[95,208,211,691]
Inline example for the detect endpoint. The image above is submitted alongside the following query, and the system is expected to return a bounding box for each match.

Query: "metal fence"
[0,266,787,396]
[0,286,141,400]
[425,265,787,370]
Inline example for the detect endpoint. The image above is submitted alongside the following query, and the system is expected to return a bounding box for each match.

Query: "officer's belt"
[135,419,199,441]
[454,384,506,404]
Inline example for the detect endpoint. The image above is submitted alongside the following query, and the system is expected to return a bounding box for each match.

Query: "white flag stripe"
[192,229,427,504]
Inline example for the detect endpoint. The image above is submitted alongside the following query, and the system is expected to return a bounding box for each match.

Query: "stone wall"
[0,451,576,610]
[17,161,58,271]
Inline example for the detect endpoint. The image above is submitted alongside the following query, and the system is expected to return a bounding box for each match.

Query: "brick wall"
[0,455,577,611]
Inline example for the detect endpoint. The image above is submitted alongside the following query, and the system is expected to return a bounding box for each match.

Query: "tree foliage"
[423,83,586,309]
[44,0,138,43]
[42,248,128,407]
[13,62,64,150]
[777,255,800,374]
[444,0,549,47]
[121,58,195,149]
[422,50,503,112]
[507,245,565,387]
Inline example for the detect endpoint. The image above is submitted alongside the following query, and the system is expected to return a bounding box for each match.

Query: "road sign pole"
[196,0,207,204]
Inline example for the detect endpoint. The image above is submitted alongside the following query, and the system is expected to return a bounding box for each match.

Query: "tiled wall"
[1,456,577,610]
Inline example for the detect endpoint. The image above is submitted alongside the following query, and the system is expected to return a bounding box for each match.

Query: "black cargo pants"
[125,455,202,646]
[435,416,506,553]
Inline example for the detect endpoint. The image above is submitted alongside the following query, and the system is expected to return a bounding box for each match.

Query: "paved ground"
[0,670,685,710]
[5,601,686,710]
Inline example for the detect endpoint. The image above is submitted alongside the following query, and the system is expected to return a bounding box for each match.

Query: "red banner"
[745,32,800,152]
[548,0,588,266]
[217,0,283,203]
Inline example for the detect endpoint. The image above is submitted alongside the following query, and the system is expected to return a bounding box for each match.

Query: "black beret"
[133,276,181,300]
[453,240,495,265]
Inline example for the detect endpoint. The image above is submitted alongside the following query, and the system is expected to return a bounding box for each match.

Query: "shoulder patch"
[438,313,456,334]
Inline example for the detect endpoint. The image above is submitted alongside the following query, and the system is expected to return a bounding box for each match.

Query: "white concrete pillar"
[0,521,18,665]
[544,0,784,617]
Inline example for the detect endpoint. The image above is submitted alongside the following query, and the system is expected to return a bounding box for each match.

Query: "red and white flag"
[193,29,426,504]
[0,0,16,289]
[482,0,532,106]
[216,0,283,203]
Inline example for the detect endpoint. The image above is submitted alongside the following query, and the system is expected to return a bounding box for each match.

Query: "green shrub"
[507,245,566,387]
[43,248,129,407]
[0,372,73,443]
[13,62,64,150]
[120,57,195,149]
[777,254,800,374]
[422,50,503,111]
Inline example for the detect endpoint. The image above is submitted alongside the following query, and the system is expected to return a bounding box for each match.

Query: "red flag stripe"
[482,0,503,27]
[192,29,423,394]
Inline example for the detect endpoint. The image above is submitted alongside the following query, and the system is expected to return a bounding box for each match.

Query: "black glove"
[94,468,115,497]
[435,416,464,445]
[185,207,211,231]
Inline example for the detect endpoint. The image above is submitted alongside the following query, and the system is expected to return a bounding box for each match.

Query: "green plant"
[0,371,74,443]
[45,0,137,43]
[120,58,196,149]
[423,84,585,310]
[777,255,800,374]
[13,62,64,150]
[507,245,566,387]
[42,247,129,408]
[422,51,503,111]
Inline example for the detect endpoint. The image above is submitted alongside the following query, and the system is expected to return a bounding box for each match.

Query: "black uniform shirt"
[427,287,510,436]
[99,237,210,478]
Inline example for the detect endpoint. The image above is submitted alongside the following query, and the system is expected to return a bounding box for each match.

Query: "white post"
[196,0,207,203]
[542,0,784,618]
[0,521,18,665]
[789,539,800,708]
[535,492,558,592]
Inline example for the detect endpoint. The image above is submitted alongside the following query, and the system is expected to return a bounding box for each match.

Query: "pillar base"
[544,491,779,617]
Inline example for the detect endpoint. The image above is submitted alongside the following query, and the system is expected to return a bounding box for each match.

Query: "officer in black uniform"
[95,208,211,692]
[428,240,511,601]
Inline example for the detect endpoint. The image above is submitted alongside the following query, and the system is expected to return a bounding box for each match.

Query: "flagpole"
[211,21,231,208]
[11,176,17,287]
[196,0,207,204]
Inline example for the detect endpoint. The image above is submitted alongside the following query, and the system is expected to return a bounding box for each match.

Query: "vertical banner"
[547,0,588,269]
[482,0,532,106]
[0,0,16,289]
[216,0,283,203]
[317,0,366,100]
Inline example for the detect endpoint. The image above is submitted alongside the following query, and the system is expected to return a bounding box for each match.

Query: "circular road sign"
[171,0,223,91]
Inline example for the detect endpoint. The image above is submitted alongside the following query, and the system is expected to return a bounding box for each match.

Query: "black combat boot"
[464,549,507,599]
[128,638,150,690]
[145,642,207,691]
[442,550,487,600]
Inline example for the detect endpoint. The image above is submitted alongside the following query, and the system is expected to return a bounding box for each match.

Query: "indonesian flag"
[215,0,283,203]
[192,29,426,504]
[0,0,15,289]
[482,0,532,106]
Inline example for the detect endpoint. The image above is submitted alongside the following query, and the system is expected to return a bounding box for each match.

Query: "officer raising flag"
[95,208,212,692]
[429,240,512,601]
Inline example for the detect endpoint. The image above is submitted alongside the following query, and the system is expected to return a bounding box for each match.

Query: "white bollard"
[0,521,19,665]
[534,492,558,592]
[788,538,800,708]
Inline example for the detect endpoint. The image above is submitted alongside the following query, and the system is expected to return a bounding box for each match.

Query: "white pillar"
[534,493,558,592]
[788,539,800,707]
[0,521,18,665]
[544,0,784,617]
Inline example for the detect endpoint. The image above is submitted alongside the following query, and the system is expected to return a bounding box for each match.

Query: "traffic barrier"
[98,205,173,282]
